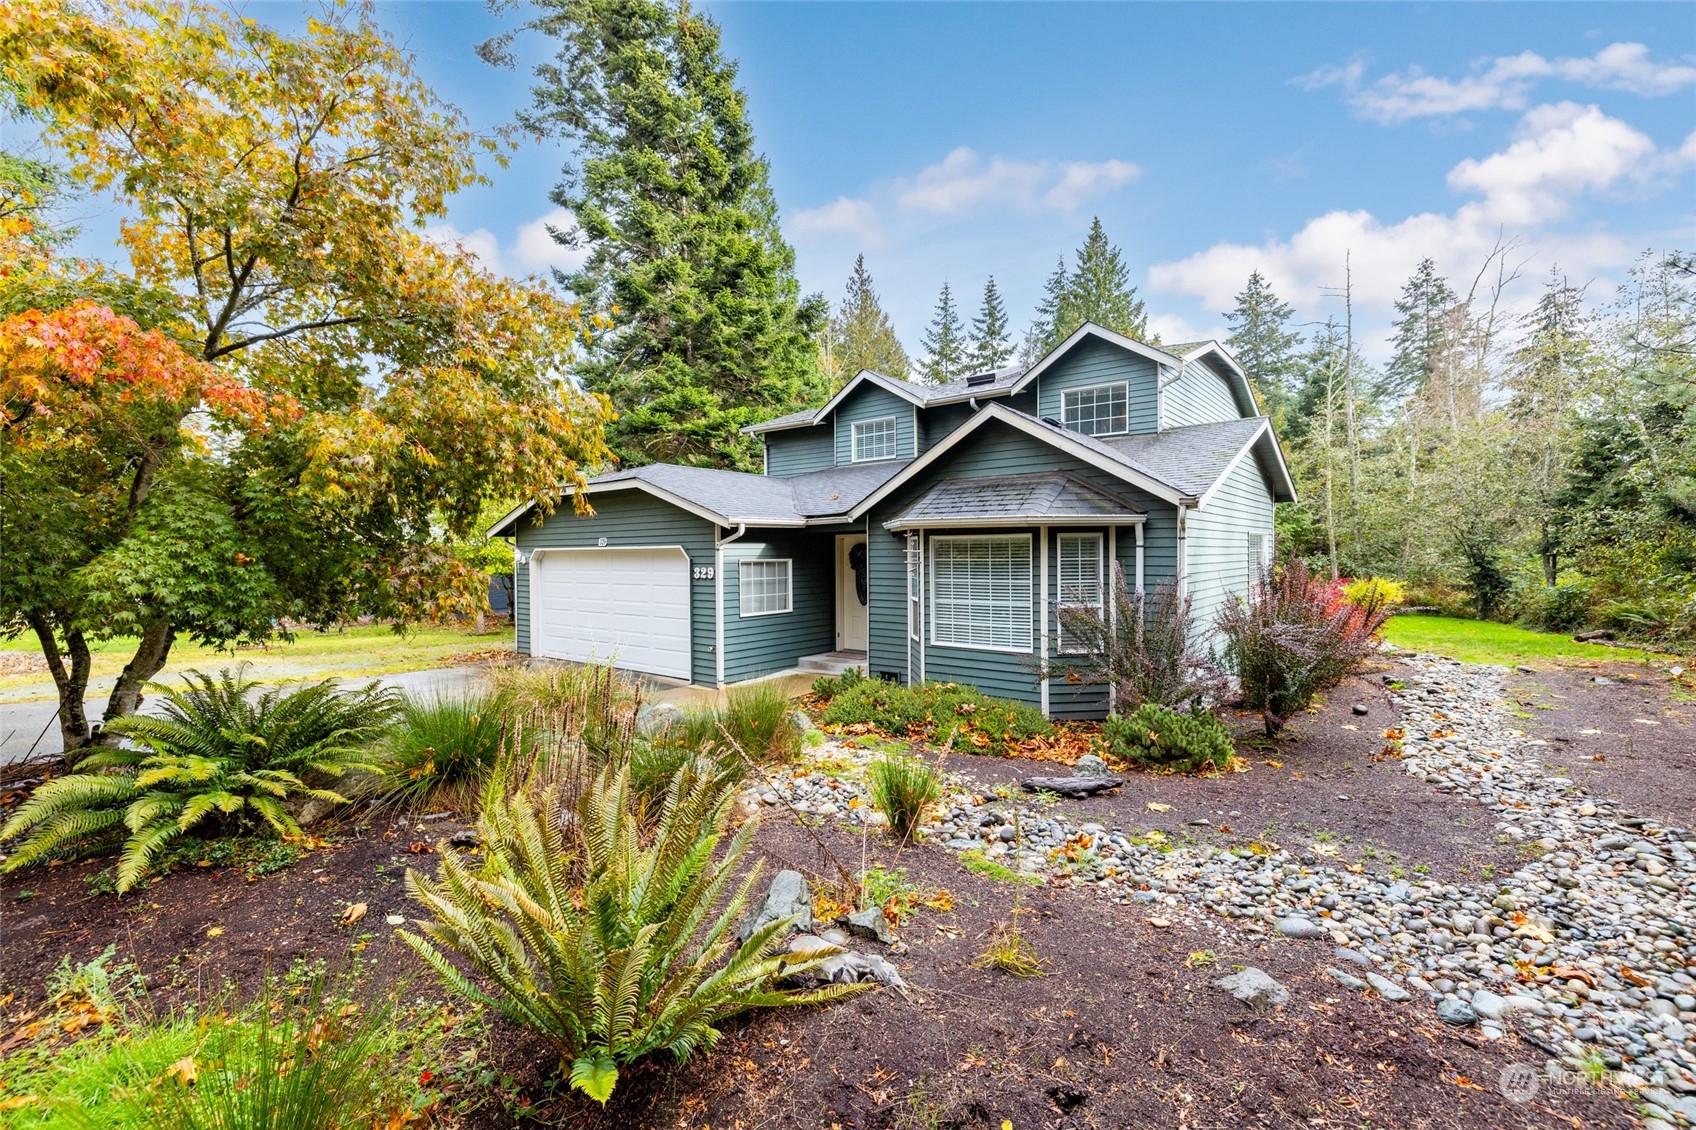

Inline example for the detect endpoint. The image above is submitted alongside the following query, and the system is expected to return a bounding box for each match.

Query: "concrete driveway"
[0,665,490,768]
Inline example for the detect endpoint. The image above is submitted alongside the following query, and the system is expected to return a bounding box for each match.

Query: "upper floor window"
[1061,382,1129,436]
[851,416,899,462]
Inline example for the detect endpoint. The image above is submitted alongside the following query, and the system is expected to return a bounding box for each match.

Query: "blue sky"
[55,2,1696,363]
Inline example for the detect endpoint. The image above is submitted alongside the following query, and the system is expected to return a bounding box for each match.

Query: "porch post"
[1038,525,1049,718]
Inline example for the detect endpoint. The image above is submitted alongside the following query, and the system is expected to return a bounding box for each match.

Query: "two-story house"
[489,322,1295,718]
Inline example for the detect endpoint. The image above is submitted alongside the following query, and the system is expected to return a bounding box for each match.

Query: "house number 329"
[692,565,714,580]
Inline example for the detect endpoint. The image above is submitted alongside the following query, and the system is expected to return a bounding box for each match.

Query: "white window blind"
[930,535,1032,652]
[851,417,899,462]
[1056,533,1104,654]
[1061,383,1129,436]
[739,558,792,617]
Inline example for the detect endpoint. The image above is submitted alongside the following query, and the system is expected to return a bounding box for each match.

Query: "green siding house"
[489,323,1296,718]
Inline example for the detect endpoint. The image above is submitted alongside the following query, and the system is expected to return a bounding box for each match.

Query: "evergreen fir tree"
[825,253,910,382]
[1224,270,1303,422]
[1049,217,1147,349]
[966,276,1013,372]
[1019,255,1069,365]
[509,0,827,470]
[920,281,966,383]
[1382,258,1458,400]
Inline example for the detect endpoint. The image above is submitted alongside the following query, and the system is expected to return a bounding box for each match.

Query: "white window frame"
[906,533,921,642]
[1247,532,1272,579]
[929,534,1033,653]
[737,558,793,618]
[1060,381,1130,437]
[1056,532,1105,655]
[850,416,900,462]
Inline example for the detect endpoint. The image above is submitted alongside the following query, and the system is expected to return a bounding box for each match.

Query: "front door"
[836,534,869,651]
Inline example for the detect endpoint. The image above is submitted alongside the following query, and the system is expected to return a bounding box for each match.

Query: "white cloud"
[424,208,590,279]
[896,147,1139,215]
[511,208,591,275]
[1446,103,1656,225]
[792,196,886,246]
[1301,42,1696,123]
[1145,312,1224,348]
[1148,103,1667,314]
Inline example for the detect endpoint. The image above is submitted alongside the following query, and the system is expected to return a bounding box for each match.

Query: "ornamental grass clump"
[402,763,868,1106]
[0,668,397,892]
[1215,558,1391,737]
[376,688,533,811]
[867,753,941,841]
[1102,703,1235,774]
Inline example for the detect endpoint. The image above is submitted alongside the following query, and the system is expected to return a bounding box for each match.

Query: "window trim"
[1247,532,1272,577]
[906,533,921,642]
[928,533,1034,654]
[850,415,901,463]
[737,557,793,618]
[1060,381,1130,437]
[1056,532,1105,655]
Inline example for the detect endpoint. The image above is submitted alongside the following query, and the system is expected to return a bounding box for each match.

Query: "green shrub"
[377,689,533,811]
[0,965,433,1129]
[403,765,867,1105]
[809,664,863,702]
[0,668,397,892]
[1102,704,1235,773]
[867,754,940,840]
[1216,559,1391,738]
[487,659,639,734]
[1517,580,1594,632]
[820,680,1049,754]
[659,683,801,768]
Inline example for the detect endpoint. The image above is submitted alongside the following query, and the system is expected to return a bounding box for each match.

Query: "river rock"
[1215,967,1290,1009]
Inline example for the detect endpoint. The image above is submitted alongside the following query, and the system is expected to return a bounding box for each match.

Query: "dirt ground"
[4,658,1688,1128]
[1503,659,1696,831]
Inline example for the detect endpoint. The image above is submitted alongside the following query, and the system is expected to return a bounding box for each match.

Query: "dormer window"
[851,416,899,462]
[1061,382,1129,437]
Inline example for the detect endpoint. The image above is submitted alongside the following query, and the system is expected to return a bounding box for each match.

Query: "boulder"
[843,906,894,945]
[1072,753,1109,777]
[787,710,815,737]
[636,702,686,737]
[1021,775,1122,797]
[1214,967,1289,1009]
[737,869,813,943]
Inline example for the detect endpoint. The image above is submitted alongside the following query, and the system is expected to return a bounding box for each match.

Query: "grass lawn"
[0,622,514,703]
[1381,613,1672,666]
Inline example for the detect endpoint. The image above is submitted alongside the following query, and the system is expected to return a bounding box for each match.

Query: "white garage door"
[532,548,692,680]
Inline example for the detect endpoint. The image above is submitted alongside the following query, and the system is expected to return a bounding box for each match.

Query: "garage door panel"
[532,548,691,680]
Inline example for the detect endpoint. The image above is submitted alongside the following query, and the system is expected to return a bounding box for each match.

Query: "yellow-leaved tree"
[1,0,612,754]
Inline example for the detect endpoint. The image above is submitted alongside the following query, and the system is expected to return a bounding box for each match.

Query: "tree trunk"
[102,617,176,727]
[29,613,96,758]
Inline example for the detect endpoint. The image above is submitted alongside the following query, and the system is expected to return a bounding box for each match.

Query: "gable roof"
[1010,322,1182,395]
[485,458,911,536]
[1101,417,1294,503]
[739,364,1024,436]
[1157,339,1261,417]
[884,471,1147,531]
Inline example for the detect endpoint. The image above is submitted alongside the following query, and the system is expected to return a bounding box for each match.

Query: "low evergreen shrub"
[1102,704,1236,773]
[377,688,532,811]
[819,679,1050,754]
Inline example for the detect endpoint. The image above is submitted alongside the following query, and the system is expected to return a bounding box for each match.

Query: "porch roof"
[882,471,1148,532]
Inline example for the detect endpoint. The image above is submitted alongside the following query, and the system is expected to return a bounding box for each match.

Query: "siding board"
[1035,339,1159,435]
[1184,454,1276,644]
[1163,358,1245,427]
[721,530,835,682]
[835,384,918,465]
[765,427,835,476]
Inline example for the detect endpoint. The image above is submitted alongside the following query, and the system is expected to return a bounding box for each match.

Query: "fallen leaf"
[1263,759,1283,768]
[167,1056,197,1086]
[340,902,368,927]
[205,926,224,938]
[1147,802,1171,812]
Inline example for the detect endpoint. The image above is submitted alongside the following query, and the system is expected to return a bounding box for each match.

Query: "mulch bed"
[5,658,1686,1128]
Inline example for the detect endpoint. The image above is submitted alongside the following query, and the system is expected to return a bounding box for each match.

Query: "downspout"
[715,522,747,688]
[1175,504,1191,601]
